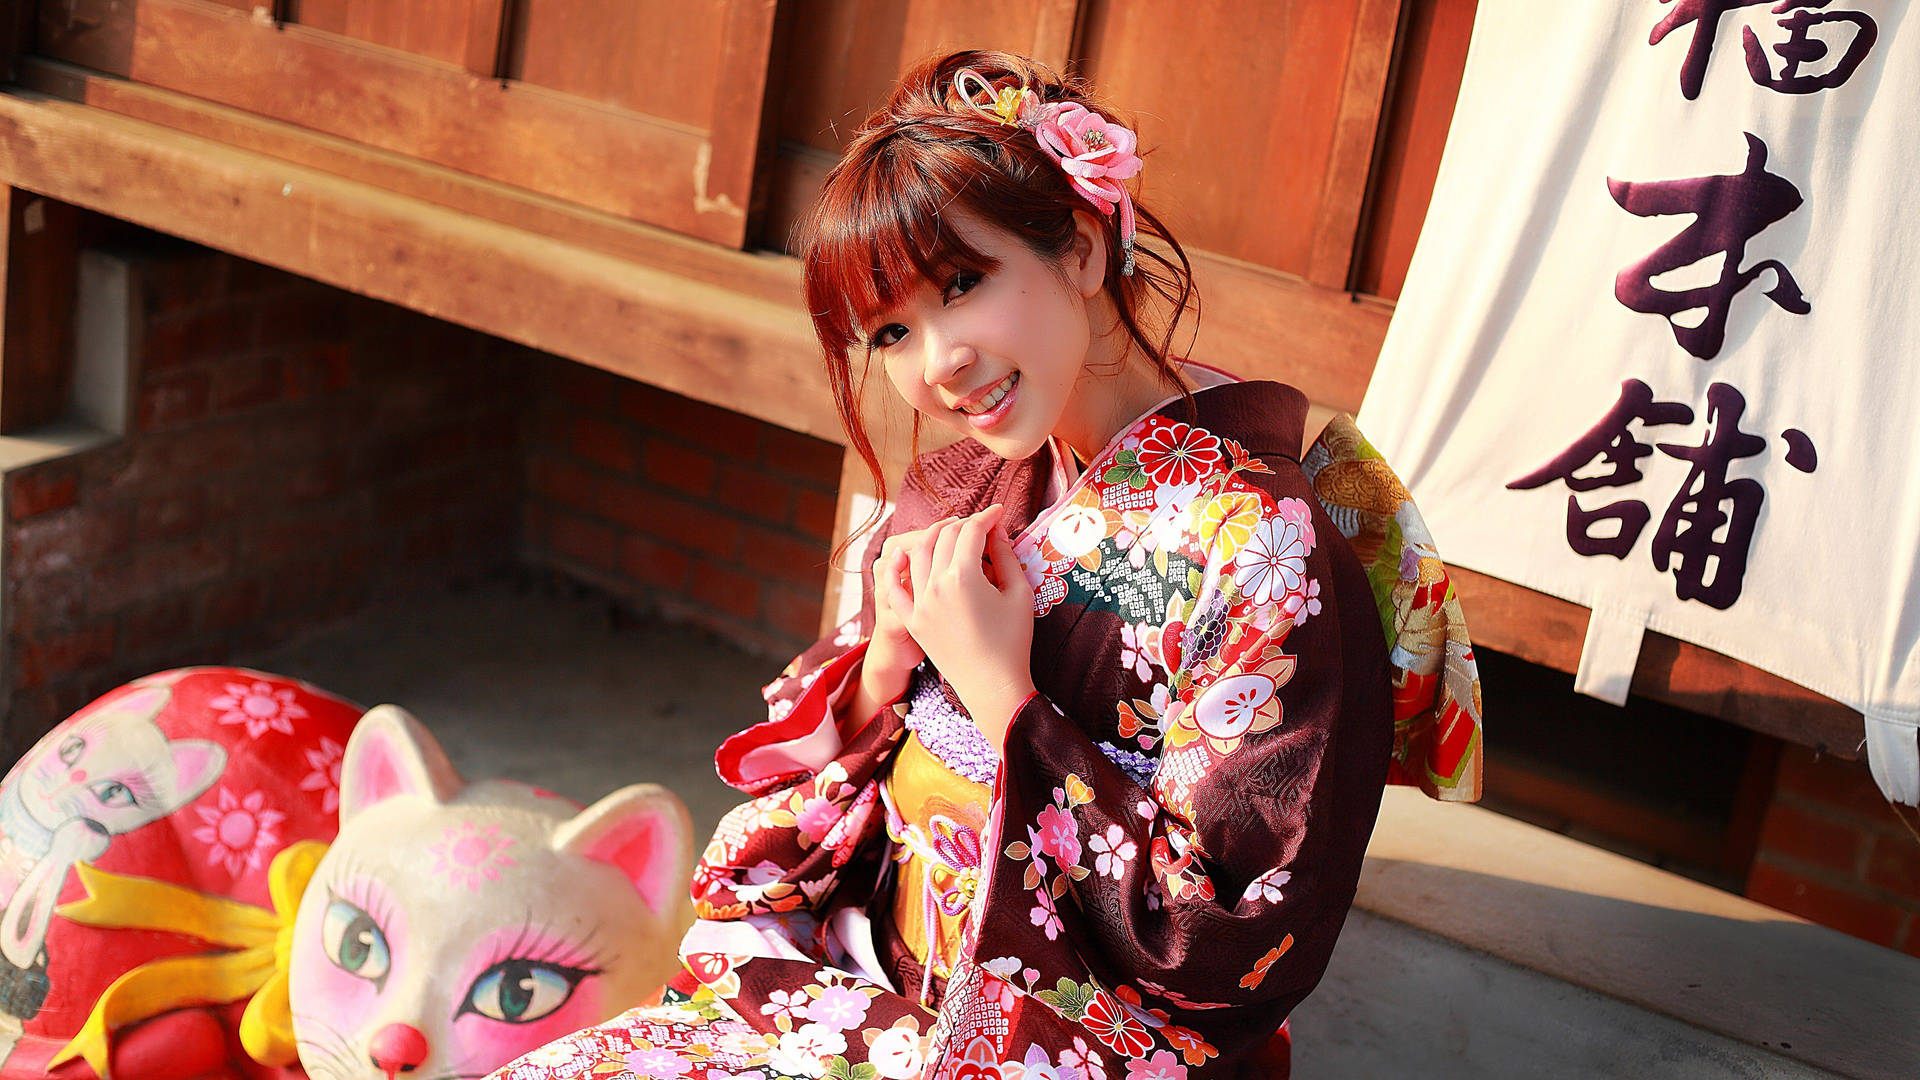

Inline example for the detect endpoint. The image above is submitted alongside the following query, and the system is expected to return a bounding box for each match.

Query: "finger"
[877,554,914,623]
[953,504,1001,579]
[930,515,968,578]
[986,515,1034,601]
[907,516,953,596]
[874,542,912,606]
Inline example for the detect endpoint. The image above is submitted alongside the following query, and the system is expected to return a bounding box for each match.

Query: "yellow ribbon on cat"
[48,839,328,1079]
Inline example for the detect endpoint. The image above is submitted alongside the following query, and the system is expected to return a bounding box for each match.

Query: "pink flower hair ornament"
[951,67,1143,276]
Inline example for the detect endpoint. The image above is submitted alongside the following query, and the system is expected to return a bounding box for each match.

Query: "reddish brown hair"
[796,49,1199,559]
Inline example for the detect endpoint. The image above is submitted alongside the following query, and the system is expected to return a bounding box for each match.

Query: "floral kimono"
[492,367,1482,1080]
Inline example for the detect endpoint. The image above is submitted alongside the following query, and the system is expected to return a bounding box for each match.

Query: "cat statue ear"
[338,705,465,824]
[550,785,694,916]
[96,684,228,803]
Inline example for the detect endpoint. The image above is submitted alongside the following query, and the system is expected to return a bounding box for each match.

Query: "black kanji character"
[1609,133,1811,360]
[1744,2,1879,94]
[1508,379,1695,558]
[1650,382,1770,609]
[1652,0,1877,99]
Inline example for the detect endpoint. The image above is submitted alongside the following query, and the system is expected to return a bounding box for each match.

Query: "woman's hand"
[849,522,938,720]
[879,504,1037,746]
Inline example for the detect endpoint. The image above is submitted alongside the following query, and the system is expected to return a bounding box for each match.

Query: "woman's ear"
[1068,210,1109,299]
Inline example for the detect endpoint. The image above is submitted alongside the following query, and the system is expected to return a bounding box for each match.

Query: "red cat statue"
[0,666,362,1080]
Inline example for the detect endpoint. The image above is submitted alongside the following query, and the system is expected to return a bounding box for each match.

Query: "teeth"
[961,373,1017,414]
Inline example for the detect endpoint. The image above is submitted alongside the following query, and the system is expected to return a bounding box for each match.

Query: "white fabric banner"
[1357,1,1920,802]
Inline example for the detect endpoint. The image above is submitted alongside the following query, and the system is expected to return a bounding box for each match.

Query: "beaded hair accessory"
[951,67,1143,276]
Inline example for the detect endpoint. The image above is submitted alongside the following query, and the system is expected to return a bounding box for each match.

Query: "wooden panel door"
[35,0,779,246]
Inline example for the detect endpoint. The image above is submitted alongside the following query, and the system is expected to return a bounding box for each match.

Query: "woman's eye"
[461,959,587,1024]
[321,897,391,983]
[944,271,981,302]
[870,324,907,349]
[90,780,134,808]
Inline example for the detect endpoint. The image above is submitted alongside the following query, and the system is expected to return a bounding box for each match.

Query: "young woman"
[496,50,1482,1080]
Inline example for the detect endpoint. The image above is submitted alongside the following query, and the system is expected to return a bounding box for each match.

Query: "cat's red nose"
[368,1023,429,1077]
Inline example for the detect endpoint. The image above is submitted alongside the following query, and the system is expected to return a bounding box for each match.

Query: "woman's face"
[864,209,1103,461]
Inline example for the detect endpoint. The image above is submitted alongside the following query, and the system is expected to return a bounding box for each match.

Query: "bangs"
[802,148,1001,355]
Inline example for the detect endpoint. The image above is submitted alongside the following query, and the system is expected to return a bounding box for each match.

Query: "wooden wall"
[27,0,1478,411]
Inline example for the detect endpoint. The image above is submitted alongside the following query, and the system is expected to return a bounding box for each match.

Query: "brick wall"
[1746,745,1920,957]
[2,240,527,761]
[521,356,844,662]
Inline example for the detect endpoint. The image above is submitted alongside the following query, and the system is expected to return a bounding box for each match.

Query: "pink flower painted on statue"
[210,679,309,739]
[428,820,517,891]
[192,787,285,876]
[1033,103,1143,215]
[298,736,345,813]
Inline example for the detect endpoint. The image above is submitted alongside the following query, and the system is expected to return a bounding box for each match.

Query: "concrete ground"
[236,575,1895,1079]
[233,572,755,838]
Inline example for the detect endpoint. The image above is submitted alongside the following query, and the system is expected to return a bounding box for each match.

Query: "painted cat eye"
[459,958,588,1024]
[89,780,135,808]
[58,735,85,766]
[320,896,391,985]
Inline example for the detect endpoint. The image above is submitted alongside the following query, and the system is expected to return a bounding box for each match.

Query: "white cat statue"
[288,705,695,1080]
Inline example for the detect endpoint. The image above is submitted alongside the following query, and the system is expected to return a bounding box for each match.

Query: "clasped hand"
[863,504,1036,746]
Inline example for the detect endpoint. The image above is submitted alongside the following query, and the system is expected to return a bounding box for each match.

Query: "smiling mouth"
[956,372,1018,414]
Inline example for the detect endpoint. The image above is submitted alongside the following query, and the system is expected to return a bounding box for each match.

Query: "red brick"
[691,559,762,621]
[252,292,353,349]
[529,454,602,511]
[1755,802,1866,875]
[1774,746,1894,821]
[239,503,365,564]
[133,486,209,542]
[620,534,692,591]
[742,524,830,590]
[125,418,258,487]
[548,509,619,572]
[136,371,212,431]
[9,467,79,521]
[621,384,765,459]
[138,251,227,320]
[759,426,844,482]
[224,259,302,297]
[553,360,627,416]
[16,621,117,691]
[793,487,838,542]
[120,595,198,663]
[9,507,131,580]
[1864,832,1920,901]
[199,576,267,635]
[96,536,233,608]
[210,356,285,413]
[765,585,824,643]
[595,481,740,562]
[9,568,88,638]
[1747,861,1907,946]
[142,305,253,372]
[571,415,641,474]
[282,343,356,400]
[642,440,718,497]
[714,462,794,520]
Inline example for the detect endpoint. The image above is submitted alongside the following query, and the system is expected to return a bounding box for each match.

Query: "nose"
[367,1023,429,1078]
[922,335,976,393]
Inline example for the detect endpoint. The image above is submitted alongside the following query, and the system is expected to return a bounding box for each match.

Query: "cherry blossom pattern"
[298,735,345,814]
[1238,934,1294,990]
[1241,867,1293,905]
[429,819,518,891]
[191,786,286,875]
[1089,824,1137,880]
[209,677,310,739]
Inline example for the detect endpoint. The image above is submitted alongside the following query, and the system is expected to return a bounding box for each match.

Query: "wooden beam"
[703,0,782,244]
[18,59,804,307]
[1306,0,1406,291]
[38,0,750,244]
[462,0,511,80]
[0,89,841,444]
